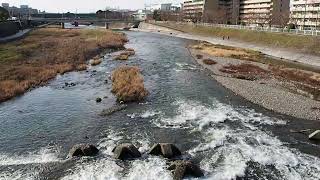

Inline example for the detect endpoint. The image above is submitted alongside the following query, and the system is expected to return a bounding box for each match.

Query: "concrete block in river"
[112,143,141,160]
[149,143,182,158]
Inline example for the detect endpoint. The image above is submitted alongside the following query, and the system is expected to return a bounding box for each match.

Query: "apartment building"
[290,0,320,30]
[182,0,289,26]
[183,0,239,23]
[183,0,205,21]
[239,0,290,26]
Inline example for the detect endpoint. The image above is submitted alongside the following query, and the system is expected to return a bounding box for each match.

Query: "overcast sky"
[1,0,184,13]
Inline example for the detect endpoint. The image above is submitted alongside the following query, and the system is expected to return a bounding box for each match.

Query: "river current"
[0,31,320,179]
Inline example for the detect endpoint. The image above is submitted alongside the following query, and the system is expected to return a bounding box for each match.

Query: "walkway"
[138,23,320,69]
[0,29,32,43]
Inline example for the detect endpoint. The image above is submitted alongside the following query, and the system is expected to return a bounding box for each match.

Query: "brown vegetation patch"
[114,54,129,61]
[193,43,249,58]
[111,66,149,102]
[270,66,320,100]
[76,64,88,71]
[220,63,269,81]
[0,28,127,102]
[203,59,217,65]
[90,59,102,66]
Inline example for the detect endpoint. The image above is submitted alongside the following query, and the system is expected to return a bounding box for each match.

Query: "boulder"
[96,97,102,103]
[168,160,204,180]
[149,143,181,158]
[68,144,99,158]
[309,130,320,140]
[112,143,141,160]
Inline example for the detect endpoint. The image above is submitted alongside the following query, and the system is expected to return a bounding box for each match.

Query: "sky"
[1,0,184,13]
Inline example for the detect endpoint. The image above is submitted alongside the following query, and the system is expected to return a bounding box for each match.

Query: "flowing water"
[0,31,320,180]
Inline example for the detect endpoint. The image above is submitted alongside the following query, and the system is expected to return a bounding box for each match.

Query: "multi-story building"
[239,0,290,26]
[1,3,38,17]
[183,0,205,22]
[1,3,9,9]
[149,3,181,12]
[182,0,289,26]
[183,0,239,24]
[290,0,320,30]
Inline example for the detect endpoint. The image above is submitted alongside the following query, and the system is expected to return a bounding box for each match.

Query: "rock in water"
[96,97,102,103]
[309,130,320,140]
[68,144,99,158]
[112,143,141,160]
[168,160,204,180]
[149,143,181,158]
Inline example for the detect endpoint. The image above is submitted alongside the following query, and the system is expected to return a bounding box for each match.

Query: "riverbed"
[0,31,320,179]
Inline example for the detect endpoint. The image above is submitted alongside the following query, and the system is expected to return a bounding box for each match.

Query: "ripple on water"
[151,98,320,179]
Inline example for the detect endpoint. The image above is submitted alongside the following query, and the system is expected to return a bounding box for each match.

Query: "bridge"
[30,17,138,23]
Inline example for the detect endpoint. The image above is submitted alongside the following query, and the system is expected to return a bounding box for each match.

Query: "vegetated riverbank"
[151,22,320,56]
[0,28,127,102]
[189,42,320,120]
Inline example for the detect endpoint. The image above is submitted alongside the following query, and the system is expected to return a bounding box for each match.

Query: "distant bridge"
[29,17,139,24]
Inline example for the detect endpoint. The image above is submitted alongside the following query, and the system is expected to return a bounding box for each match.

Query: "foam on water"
[98,130,124,156]
[0,146,61,166]
[127,110,161,120]
[125,157,172,180]
[155,99,285,130]
[61,158,123,180]
[153,99,320,179]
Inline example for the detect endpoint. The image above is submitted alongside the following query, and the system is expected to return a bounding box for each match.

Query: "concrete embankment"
[137,22,320,69]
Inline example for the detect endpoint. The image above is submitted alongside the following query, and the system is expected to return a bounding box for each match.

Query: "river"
[0,31,320,179]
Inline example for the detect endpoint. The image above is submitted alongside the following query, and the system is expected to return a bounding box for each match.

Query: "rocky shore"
[188,43,320,121]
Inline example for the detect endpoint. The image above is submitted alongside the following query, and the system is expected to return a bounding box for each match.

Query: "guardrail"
[155,21,320,36]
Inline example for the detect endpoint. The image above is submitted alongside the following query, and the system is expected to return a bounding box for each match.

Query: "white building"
[132,10,147,21]
[290,0,320,30]
[149,3,181,12]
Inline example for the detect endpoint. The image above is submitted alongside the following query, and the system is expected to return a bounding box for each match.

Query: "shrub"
[203,59,217,65]
[111,66,149,102]
[114,54,129,61]
[90,59,102,66]
[76,64,88,71]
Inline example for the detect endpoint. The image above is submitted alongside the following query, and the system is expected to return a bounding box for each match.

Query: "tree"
[153,10,161,21]
[0,7,9,21]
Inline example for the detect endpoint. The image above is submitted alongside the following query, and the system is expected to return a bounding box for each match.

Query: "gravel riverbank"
[137,22,320,69]
[135,24,320,121]
[188,47,320,121]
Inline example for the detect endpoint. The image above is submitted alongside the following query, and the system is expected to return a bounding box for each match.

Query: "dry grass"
[219,63,320,100]
[270,66,320,100]
[114,54,129,61]
[0,28,127,102]
[154,22,320,55]
[191,42,320,74]
[114,48,136,61]
[76,64,88,71]
[111,66,149,102]
[220,63,269,81]
[193,43,248,57]
[203,59,217,65]
[90,59,102,66]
